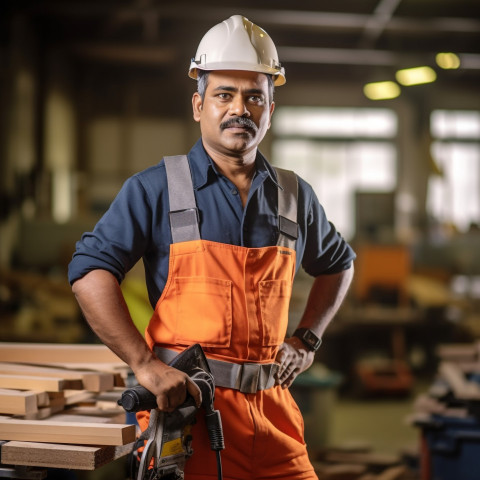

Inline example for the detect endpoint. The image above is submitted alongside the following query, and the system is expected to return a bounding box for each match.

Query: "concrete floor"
[291,365,426,459]
[329,394,420,455]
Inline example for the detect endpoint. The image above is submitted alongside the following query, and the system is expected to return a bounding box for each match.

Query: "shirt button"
[231,188,238,195]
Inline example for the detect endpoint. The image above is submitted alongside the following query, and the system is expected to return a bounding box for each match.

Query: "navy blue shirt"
[68,139,355,308]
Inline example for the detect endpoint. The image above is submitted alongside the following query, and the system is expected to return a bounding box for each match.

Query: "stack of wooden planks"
[406,342,480,480]
[0,342,137,471]
[410,341,480,421]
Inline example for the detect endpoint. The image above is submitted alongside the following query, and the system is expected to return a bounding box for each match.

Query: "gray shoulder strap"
[164,155,201,243]
[274,167,298,249]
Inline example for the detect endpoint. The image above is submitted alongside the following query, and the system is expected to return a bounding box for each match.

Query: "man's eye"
[218,93,230,99]
[249,96,263,104]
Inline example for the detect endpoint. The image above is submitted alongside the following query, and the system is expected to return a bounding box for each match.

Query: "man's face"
[192,70,275,159]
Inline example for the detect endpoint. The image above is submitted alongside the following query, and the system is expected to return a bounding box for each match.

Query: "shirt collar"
[187,139,215,189]
[188,138,280,190]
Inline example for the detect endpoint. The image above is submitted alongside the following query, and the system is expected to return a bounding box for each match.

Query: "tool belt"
[154,346,279,394]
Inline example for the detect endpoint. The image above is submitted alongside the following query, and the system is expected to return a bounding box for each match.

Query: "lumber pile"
[407,342,480,480]
[0,342,137,471]
[409,341,480,423]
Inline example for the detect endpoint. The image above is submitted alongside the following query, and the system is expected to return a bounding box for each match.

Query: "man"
[69,15,355,480]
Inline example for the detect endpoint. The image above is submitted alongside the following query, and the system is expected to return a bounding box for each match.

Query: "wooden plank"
[22,403,65,420]
[47,414,113,424]
[48,406,126,425]
[439,362,480,400]
[62,406,126,424]
[1,441,134,470]
[0,343,123,365]
[413,394,446,415]
[63,390,95,405]
[0,417,135,446]
[456,361,480,374]
[0,374,82,392]
[50,364,129,387]
[33,391,50,407]
[55,362,128,372]
[113,372,126,387]
[0,363,115,392]
[376,465,407,480]
[43,392,66,409]
[94,388,125,404]
[33,391,66,408]
[436,343,478,362]
[0,389,38,415]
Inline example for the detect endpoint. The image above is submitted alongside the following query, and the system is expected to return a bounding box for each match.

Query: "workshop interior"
[1,0,480,479]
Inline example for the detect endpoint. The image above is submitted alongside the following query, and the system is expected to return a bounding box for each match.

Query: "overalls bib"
[137,156,317,480]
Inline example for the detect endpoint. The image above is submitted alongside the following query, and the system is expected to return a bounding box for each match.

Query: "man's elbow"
[71,274,90,299]
[71,269,115,297]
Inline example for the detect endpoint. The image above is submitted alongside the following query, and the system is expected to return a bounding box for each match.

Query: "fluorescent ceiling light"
[363,81,401,100]
[436,52,461,69]
[395,66,437,86]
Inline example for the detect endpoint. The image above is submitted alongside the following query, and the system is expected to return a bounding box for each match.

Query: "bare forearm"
[72,269,201,411]
[298,265,354,337]
[71,269,155,371]
[276,265,354,388]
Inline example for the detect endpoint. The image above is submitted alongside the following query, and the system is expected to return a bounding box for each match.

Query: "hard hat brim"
[189,62,286,87]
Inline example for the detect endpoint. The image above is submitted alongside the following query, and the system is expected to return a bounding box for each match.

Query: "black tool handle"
[118,385,158,412]
[118,384,198,413]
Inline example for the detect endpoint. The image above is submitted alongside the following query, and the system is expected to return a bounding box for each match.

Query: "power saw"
[118,344,224,480]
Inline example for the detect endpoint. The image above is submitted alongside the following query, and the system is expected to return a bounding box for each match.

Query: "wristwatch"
[293,328,322,352]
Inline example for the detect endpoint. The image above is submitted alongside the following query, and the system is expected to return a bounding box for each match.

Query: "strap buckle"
[279,215,298,239]
[168,208,200,243]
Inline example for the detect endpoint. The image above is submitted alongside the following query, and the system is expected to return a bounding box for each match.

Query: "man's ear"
[267,101,275,129]
[192,92,203,122]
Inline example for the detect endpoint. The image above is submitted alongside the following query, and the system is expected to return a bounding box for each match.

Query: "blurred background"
[1,0,480,478]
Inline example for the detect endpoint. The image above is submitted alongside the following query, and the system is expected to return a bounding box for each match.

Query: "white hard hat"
[189,15,286,86]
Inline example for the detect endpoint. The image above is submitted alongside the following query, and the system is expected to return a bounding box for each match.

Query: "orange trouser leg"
[137,387,317,480]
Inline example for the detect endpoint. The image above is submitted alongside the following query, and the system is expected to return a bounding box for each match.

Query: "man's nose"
[229,96,250,116]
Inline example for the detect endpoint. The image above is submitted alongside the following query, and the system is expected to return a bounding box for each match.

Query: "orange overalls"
[137,155,317,480]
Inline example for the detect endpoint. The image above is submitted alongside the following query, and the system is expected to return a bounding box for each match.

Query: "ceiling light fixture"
[363,81,401,100]
[436,52,461,69]
[395,66,437,86]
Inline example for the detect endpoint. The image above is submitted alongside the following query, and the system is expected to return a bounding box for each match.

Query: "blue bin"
[421,414,480,480]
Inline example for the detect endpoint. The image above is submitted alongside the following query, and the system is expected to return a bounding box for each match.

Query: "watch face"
[304,330,317,345]
[294,328,321,351]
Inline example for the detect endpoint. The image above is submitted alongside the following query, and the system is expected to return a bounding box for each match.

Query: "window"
[427,110,480,232]
[272,107,397,240]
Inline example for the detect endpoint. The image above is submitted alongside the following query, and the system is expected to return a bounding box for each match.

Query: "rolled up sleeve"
[68,175,152,285]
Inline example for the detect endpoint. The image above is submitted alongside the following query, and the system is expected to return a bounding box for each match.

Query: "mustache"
[220,117,258,132]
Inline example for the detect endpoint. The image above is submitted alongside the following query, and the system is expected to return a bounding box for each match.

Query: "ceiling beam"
[360,0,403,46]
[279,46,480,70]
[28,4,480,35]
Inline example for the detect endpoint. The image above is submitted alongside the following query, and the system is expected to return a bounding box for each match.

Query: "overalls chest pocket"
[259,279,291,346]
[173,276,233,347]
